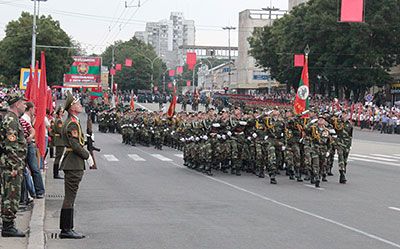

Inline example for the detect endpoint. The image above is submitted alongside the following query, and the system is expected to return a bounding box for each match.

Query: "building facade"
[134,12,195,69]
[235,9,286,93]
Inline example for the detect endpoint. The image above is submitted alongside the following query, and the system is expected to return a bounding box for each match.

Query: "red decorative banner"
[186,80,191,87]
[176,66,183,74]
[125,58,133,67]
[110,68,116,76]
[116,64,122,71]
[169,69,175,77]
[168,82,173,88]
[71,56,101,67]
[294,54,305,67]
[340,0,364,22]
[186,52,197,70]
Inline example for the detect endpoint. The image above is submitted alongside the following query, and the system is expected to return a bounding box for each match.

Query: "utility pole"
[222,26,236,90]
[111,45,116,91]
[31,0,37,69]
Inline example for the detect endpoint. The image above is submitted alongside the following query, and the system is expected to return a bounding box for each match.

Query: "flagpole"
[31,0,37,69]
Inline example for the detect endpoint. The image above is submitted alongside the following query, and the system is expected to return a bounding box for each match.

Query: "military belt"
[65,148,73,152]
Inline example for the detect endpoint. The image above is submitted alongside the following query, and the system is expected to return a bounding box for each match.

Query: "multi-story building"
[235,9,286,93]
[134,12,195,68]
[288,0,309,11]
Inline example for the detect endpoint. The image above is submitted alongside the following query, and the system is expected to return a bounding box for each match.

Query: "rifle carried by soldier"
[86,117,100,169]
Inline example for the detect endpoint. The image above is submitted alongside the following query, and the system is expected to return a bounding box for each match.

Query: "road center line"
[106,133,400,248]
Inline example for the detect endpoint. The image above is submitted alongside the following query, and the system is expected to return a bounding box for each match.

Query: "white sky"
[0,0,288,54]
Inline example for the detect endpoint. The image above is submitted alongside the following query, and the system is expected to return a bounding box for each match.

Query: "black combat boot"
[1,221,26,237]
[59,209,85,239]
[205,164,213,176]
[258,168,265,178]
[339,170,347,184]
[235,167,241,176]
[269,173,277,184]
[322,173,328,182]
[315,179,320,188]
[295,169,303,182]
[327,167,334,176]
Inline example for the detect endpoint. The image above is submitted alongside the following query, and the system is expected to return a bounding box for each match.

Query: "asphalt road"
[44,107,400,249]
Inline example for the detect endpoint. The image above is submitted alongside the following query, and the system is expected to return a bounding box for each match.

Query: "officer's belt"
[65,148,73,152]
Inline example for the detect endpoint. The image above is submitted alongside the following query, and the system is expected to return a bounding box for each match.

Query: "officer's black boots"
[1,221,26,237]
[295,170,303,182]
[258,169,265,178]
[60,208,85,239]
[339,170,347,184]
[53,164,63,179]
[322,173,327,182]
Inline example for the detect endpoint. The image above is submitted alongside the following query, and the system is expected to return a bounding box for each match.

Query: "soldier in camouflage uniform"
[335,110,353,183]
[284,110,303,181]
[0,93,27,237]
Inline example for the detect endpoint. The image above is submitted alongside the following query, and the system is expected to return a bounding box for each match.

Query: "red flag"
[340,0,364,23]
[169,69,175,77]
[115,94,119,106]
[176,66,183,74]
[168,82,172,88]
[357,104,362,126]
[47,88,54,114]
[293,55,309,114]
[25,66,33,100]
[130,95,135,111]
[35,51,48,157]
[186,52,197,70]
[116,64,122,71]
[186,80,191,87]
[125,58,133,67]
[110,68,116,76]
[350,103,355,119]
[294,54,305,67]
[167,86,177,117]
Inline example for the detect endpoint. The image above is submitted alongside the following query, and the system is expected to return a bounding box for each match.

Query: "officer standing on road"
[0,93,27,237]
[59,92,94,239]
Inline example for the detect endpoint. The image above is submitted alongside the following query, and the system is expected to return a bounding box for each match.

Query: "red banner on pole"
[169,69,175,77]
[116,64,122,71]
[168,82,172,88]
[186,80,191,87]
[340,0,364,23]
[110,68,116,76]
[176,66,183,74]
[294,54,305,67]
[186,52,197,70]
[125,58,133,67]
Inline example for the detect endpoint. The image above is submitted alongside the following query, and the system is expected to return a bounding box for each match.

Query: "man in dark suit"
[59,92,94,239]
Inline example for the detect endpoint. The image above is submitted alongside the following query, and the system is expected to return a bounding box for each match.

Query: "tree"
[249,0,400,99]
[0,12,76,85]
[102,38,166,92]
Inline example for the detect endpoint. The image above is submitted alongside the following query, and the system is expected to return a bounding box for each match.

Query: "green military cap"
[6,92,27,106]
[64,91,80,111]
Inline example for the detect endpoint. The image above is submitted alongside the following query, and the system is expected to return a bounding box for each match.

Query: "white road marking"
[394,154,400,157]
[106,134,400,248]
[128,154,146,161]
[351,154,398,162]
[370,154,400,160]
[103,154,119,162]
[151,154,172,161]
[349,156,400,168]
[174,154,184,158]
[389,207,400,212]
[304,184,325,191]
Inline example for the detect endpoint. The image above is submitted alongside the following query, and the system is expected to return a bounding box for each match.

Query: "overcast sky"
[0,0,288,54]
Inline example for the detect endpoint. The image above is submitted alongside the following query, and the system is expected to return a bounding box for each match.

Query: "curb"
[27,170,46,249]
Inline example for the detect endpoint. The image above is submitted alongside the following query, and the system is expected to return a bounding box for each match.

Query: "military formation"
[97,104,353,188]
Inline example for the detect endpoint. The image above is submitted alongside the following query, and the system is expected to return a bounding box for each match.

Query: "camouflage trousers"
[311,144,329,179]
[254,141,276,175]
[337,145,350,171]
[285,142,301,173]
[1,170,22,222]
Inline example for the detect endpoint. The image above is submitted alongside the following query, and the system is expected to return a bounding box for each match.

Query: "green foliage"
[249,0,400,98]
[0,12,75,86]
[102,37,166,91]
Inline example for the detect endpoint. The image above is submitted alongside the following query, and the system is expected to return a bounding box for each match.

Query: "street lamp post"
[222,26,236,90]
[192,62,203,93]
[31,0,48,69]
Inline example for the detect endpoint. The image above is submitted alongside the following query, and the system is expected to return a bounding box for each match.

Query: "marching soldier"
[59,92,94,239]
[335,110,353,183]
